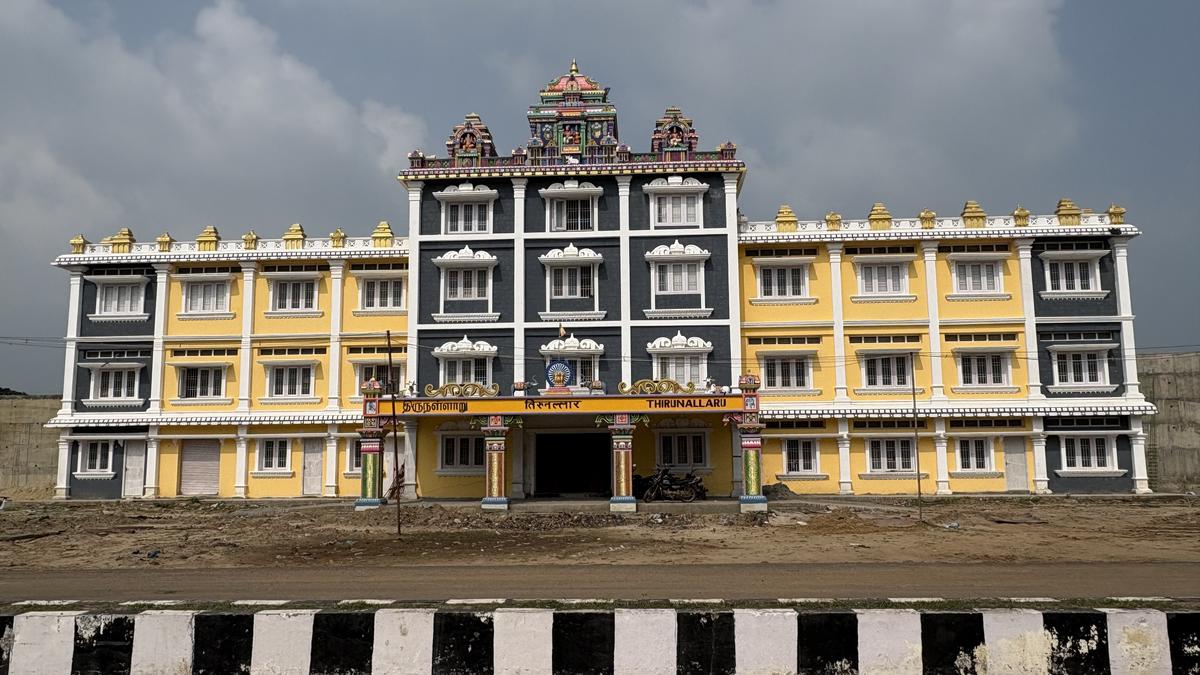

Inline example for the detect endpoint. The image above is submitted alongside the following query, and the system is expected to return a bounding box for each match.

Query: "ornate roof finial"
[774,204,799,233]
[1012,205,1030,227]
[329,227,346,248]
[283,223,306,249]
[196,225,221,251]
[242,230,259,250]
[1107,203,1126,225]
[156,232,174,252]
[961,200,987,228]
[104,227,135,253]
[824,211,842,231]
[69,233,89,254]
[919,209,936,229]
[371,221,394,248]
[867,202,892,230]
[570,58,579,75]
[1055,197,1081,226]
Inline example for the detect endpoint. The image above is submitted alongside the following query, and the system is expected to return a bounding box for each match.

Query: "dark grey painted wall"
[628,172,728,231]
[419,180,515,236]
[1035,322,1125,397]
[78,266,156,338]
[1044,433,1134,493]
[630,325,734,387]
[522,239,621,322]
[73,343,153,412]
[523,327,621,391]
[67,437,125,499]
[1031,237,1120,317]
[628,235,731,320]
[416,243,514,323]
[522,176,619,233]
[418,329,515,391]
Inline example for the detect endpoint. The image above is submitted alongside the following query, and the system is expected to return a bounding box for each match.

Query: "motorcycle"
[641,466,706,502]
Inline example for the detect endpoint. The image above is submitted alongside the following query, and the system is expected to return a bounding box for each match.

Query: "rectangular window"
[97,283,145,315]
[272,280,316,311]
[784,439,817,473]
[269,366,313,397]
[1054,351,1108,385]
[179,367,224,398]
[660,433,706,467]
[868,439,914,472]
[955,262,1000,293]
[550,198,593,231]
[361,279,404,309]
[550,266,592,299]
[259,439,289,471]
[183,281,229,313]
[1062,436,1111,470]
[359,364,405,390]
[655,355,704,385]
[862,355,910,388]
[762,357,809,390]
[957,438,991,470]
[1047,260,1096,291]
[444,358,489,386]
[759,266,807,298]
[445,269,489,300]
[80,441,112,473]
[655,263,701,293]
[958,353,1008,386]
[349,441,363,472]
[859,264,906,295]
[95,369,138,399]
[655,195,699,226]
[441,436,486,469]
[446,202,490,234]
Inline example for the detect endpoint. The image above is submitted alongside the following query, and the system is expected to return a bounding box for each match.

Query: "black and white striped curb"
[1,607,1198,674]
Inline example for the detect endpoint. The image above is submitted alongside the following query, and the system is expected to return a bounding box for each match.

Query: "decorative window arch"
[643,176,708,228]
[432,245,500,322]
[537,243,606,320]
[432,182,499,235]
[646,332,712,386]
[433,336,498,386]
[644,240,712,318]
[539,334,605,389]
[539,180,603,232]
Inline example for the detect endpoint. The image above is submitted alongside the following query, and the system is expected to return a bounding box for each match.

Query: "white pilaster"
[59,268,84,415]
[1015,239,1043,399]
[1130,416,1152,494]
[512,178,528,388]
[828,244,849,401]
[403,420,418,499]
[722,173,742,385]
[616,175,632,385]
[837,418,852,494]
[54,437,71,498]
[326,260,345,410]
[933,418,951,494]
[404,181,423,390]
[1031,417,1051,494]
[143,427,160,498]
[324,423,339,496]
[1111,239,1142,399]
[235,424,248,498]
[237,262,256,412]
[147,264,170,413]
[921,242,945,400]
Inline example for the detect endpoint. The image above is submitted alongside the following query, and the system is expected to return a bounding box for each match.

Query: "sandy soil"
[1,496,1197,571]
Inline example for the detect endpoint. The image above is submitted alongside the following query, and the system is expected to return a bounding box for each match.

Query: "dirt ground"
[0,496,1197,571]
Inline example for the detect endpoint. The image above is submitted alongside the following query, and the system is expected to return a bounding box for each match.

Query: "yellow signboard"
[373,395,740,417]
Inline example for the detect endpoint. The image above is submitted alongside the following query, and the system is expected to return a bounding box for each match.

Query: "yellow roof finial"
[570,58,579,75]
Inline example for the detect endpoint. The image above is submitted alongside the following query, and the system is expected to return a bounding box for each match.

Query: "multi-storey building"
[48,63,1155,508]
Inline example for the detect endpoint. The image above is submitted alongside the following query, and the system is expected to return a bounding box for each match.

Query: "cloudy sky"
[0,0,1196,393]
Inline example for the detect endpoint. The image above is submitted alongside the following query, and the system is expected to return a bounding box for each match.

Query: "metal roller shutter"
[180,440,220,496]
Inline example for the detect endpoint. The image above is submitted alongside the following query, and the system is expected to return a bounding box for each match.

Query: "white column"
[933,418,951,494]
[921,242,945,400]
[616,175,633,385]
[1031,416,1050,494]
[235,424,248,498]
[144,426,160,498]
[837,418,853,494]
[829,244,849,400]
[512,178,527,389]
[326,260,345,410]
[147,264,170,413]
[403,420,418,499]
[722,173,742,385]
[1015,239,1043,399]
[54,437,71,498]
[404,181,423,388]
[237,262,256,412]
[59,268,84,415]
[1130,416,1151,494]
[1111,238,1142,399]
[324,424,339,497]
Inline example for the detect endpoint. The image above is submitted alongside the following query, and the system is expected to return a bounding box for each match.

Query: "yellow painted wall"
[743,330,836,402]
[164,273,243,337]
[244,425,324,497]
[935,249,1024,321]
[845,332,931,401]
[154,426,238,497]
[945,434,1035,493]
[939,326,1028,400]
[249,348,329,411]
[841,248,929,323]
[340,268,410,335]
[739,246,833,324]
[848,436,939,494]
[156,438,181,498]
[160,348,240,412]
[252,273,332,335]
[761,433,841,494]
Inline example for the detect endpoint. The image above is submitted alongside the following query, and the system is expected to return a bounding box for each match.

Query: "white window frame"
[655,262,702,295]
[643,176,708,229]
[956,352,1011,387]
[76,440,115,476]
[1048,346,1116,393]
[358,277,406,311]
[782,438,820,475]
[758,265,808,299]
[657,431,709,470]
[441,357,491,386]
[858,353,913,392]
[90,279,149,319]
[443,201,493,234]
[438,434,487,474]
[1058,435,1118,472]
[550,266,593,299]
[432,246,499,322]
[433,182,499,235]
[1038,249,1109,299]
[857,263,909,296]
[269,279,317,312]
[647,332,712,387]
[182,280,231,315]
[82,364,143,405]
[257,438,291,472]
[548,197,597,232]
[955,437,993,471]
[347,440,364,473]
[266,364,316,399]
[176,365,227,400]
[433,336,498,387]
[538,244,605,320]
[443,268,490,301]
[539,335,604,390]
[952,261,1001,294]
[644,241,712,318]
[759,354,815,393]
[867,438,915,473]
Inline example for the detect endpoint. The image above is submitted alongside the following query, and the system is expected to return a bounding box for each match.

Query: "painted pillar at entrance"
[597,413,649,513]
[356,379,389,509]
[475,415,523,510]
[725,375,767,513]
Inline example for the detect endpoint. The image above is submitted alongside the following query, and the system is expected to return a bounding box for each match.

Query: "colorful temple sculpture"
[48,63,1154,509]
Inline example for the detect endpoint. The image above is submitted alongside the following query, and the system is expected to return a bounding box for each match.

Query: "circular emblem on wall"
[546,359,573,388]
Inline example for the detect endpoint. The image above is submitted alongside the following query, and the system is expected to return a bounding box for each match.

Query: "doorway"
[1003,436,1029,493]
[302,438,323,496]
[534,433,611,497]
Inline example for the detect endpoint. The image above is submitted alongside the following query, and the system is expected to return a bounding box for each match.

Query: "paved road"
[2,562,1197,601]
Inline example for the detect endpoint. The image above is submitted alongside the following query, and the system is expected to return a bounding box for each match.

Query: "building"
[47,62,1155,507]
